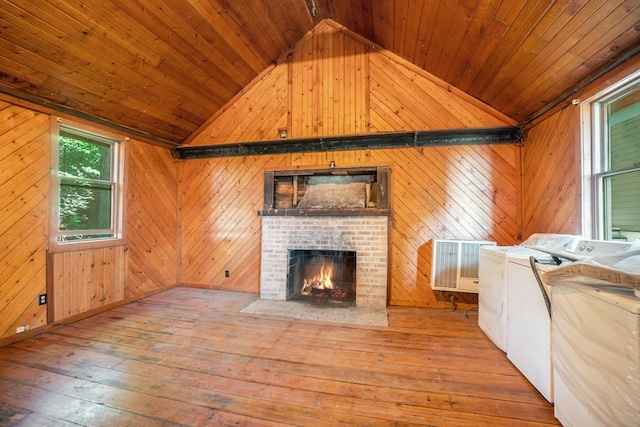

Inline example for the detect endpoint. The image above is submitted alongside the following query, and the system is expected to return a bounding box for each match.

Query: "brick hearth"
[260,216,389,308]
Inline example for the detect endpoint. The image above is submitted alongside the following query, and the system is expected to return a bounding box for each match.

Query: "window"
[52,119,125,247]
[583,72,640,241]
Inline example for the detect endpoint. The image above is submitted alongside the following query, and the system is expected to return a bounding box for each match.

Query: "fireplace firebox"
[287,250,356,306]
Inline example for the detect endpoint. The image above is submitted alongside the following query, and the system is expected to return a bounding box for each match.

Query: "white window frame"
[581,70,640,240]
[50,117,127,252]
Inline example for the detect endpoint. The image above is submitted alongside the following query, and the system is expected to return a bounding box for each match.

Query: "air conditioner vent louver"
[433,241,459,289]
[460,243,482,278]
[431,240,496,293]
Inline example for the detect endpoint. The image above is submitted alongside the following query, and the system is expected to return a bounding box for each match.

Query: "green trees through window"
[57,130,116,241]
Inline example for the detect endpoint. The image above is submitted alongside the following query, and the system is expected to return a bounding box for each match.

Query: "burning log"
[295,252,356,305]
[302,263,335,296]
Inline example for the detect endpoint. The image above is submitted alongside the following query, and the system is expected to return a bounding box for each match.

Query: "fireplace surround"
[260,216,389,308]
[259,165,391,309]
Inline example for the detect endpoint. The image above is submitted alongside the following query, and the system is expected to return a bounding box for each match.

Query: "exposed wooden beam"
[173,126,522,159]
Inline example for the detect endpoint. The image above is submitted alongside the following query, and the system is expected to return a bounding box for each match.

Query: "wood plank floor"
[0,288,560,426]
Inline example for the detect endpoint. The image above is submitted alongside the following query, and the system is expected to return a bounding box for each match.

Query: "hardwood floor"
[0,288,559,426]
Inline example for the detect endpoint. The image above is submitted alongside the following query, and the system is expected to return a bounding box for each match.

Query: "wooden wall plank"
[181,154,290,292]
[371,51,513,129]
[522,106,581,236]
[193,65,289,144]
[102,248,115,307]
[126,140,179,297]
[183,23,518,307]
[287,26,374,139]
[0,105,49,339]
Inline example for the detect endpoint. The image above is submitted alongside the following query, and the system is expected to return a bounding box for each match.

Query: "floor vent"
[431,240,496,293]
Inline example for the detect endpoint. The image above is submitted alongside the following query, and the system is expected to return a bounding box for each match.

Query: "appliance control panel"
[573,240,632,257]
[525,239,632,263]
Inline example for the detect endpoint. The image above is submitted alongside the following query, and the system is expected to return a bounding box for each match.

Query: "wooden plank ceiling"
[1,0,639,145]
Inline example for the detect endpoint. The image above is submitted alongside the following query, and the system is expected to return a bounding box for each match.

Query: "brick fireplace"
[260,216,389,308]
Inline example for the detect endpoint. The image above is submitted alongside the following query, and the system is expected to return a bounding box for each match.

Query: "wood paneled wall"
[290,24,370,136]
[369,52,513,130]
[49,137,179,322]
[0,101,49,339]
[192,64,289,143]
[522,107,582,236]
[0,97,180,344]
[181,154,289,292]
[3,19,632,338]
[183,22,519,307]
[521,54,640,238]
[126,141,180,297]
[45,139,180,325]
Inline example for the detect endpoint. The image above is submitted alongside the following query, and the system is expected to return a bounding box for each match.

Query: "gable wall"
[182,23,520,307]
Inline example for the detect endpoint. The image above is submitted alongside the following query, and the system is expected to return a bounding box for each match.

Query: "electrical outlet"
[39,294,47,305]
[225,270,230,277]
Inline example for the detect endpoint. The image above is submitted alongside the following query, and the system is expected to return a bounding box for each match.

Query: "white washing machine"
[552,284,640,427]
[478,234,580,355]
[478,246,544,352]
[478,246,513,352]
[506,252,558,403]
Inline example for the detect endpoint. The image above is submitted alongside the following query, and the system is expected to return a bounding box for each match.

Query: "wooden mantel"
[259,165,391,217]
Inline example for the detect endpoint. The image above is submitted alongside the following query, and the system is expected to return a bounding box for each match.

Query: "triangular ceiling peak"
[186,19,514,147]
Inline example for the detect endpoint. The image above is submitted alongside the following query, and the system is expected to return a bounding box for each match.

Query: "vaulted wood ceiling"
[1,0,639,145]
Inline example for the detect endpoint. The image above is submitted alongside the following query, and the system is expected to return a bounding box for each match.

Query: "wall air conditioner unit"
[431,240,496,293]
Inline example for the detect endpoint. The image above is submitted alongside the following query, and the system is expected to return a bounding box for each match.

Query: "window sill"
[48,237,126,254]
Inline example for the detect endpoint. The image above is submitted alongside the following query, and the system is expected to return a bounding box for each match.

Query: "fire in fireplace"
[286,250,356,306]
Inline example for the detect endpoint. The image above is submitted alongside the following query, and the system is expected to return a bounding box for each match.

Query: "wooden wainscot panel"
[47,245,128,323]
